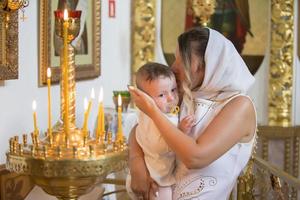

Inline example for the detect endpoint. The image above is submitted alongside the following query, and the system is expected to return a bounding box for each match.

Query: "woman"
[128,27,256,200]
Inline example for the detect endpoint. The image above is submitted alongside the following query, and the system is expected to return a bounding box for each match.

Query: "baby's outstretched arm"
[178,115,194,134]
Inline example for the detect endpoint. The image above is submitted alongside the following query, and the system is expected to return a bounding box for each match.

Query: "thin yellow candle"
[32,100,38,134]
[82,88,95,132]
[96,87,104,139]
[82,97,88,132]
[117,94,123,141]
[47,68,52,137]
[63,9,70,136]
[96,88,103,134]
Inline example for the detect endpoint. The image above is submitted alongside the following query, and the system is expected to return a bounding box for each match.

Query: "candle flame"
[118,94,122,106]
[84,97,88,111]
[47,68,51,78]
[91,88,95,99]
[64,9,69,20]
[32,100,37,111]
[98,87,103,102]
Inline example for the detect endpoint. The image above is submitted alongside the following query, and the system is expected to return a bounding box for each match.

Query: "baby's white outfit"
[127,111,178,200]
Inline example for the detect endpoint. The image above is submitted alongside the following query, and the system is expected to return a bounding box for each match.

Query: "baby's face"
[141,76,179,113]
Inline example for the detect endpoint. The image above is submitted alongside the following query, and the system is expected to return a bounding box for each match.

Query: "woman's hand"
[128,86,159,118]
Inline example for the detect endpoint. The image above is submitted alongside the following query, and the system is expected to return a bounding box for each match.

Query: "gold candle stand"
[6,9,127,200]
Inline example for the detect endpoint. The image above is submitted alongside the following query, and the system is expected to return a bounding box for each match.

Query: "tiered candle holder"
[6,9,127,200]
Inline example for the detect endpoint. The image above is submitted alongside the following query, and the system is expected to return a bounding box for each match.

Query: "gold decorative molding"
[131,0,156,84]
[268,0,294,126]
[6,152,127,178]
[0,12,18,81]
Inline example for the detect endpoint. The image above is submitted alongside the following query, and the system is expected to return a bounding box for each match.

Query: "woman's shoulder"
[225,95,255,114]
[223,95,256,142]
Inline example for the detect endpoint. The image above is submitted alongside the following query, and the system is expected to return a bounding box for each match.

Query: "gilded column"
[60,45,76,129]
[131,0,156,83]
[268,0,294,126]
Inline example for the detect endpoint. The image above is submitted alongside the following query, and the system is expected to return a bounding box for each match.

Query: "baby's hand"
[178,115,194,134]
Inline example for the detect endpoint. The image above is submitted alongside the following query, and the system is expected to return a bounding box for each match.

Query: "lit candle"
[82,88,95,132]
[63,9,70,136]
[82,97,88,132]
[32,100,38,134]
[96,87,105,139]
[47,68,52,138]
[117,94,123,141]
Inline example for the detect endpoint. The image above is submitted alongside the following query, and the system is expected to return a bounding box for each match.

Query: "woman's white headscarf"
[193,28,255,101]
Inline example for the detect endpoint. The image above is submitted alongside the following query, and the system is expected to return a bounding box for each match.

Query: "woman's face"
[171,47,205,91]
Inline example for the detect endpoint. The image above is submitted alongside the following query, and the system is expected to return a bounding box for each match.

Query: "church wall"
[0,0,132,164]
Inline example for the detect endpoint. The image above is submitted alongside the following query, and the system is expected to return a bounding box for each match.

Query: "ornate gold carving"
[6,151,127,178]
[237,158,255,200]
[6,150,127,199]
[268,0,294,126]
[131,0,156,83]
[191,0,215,26]
[38,0,101,86]
[0,12,18,80]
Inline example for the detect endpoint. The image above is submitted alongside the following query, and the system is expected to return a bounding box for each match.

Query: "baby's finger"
[183,116,194,124]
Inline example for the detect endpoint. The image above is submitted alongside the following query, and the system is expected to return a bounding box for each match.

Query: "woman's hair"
[135,62,174,90]
[178,27,209,114]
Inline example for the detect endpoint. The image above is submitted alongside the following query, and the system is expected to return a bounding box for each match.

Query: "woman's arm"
[129,87,256,169]
[128,125,158,200]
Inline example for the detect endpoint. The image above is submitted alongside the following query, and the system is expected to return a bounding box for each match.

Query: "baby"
[127,62,193,200]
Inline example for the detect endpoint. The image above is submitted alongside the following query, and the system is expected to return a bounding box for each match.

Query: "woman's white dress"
[173,96,256,200]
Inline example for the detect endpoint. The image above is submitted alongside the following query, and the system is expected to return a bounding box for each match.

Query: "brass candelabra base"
[6,132,128,200]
